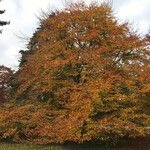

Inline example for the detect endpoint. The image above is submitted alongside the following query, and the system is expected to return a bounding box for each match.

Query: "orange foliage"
[0,2,150,144]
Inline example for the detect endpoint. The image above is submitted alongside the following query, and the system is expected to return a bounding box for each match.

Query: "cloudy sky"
[0,0,150,70]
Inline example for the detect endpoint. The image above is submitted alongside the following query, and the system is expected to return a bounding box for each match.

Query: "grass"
[0,138,150,150]
[0,143,62,150]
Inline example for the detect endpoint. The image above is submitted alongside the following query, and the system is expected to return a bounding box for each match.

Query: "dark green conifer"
[0,0,10,33]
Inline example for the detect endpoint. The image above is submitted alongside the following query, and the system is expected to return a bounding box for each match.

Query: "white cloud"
[0,0,149,70]
[114,0,150,33]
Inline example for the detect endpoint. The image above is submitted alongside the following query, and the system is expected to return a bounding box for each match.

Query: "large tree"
[1,2,150,144]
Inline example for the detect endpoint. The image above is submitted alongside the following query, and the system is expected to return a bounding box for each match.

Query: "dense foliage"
[0,65,13,104]
[0,2,149,144]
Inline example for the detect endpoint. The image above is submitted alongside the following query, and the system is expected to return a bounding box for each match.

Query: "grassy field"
[0,143,63,150]
[0,143,150,150]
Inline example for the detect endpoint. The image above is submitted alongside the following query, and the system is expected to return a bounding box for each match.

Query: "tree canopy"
[0,2,149,144]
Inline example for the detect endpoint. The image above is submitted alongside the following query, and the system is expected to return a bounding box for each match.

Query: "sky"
[0,0,150,70]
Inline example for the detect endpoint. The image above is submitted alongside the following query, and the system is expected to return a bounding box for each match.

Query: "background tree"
[0,0,10,33]
[1,2,150,144]
[0,65,13,104]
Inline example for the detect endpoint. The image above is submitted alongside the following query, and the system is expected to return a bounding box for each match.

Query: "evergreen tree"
[0,0,10,33]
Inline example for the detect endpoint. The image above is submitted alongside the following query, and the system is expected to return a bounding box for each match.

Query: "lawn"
[0,143,149,150]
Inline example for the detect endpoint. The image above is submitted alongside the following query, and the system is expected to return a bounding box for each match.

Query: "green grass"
[0,143,62,150]
[0,143,149,150]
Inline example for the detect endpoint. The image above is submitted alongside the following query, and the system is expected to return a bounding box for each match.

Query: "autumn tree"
[0,65,13,104]
[2,2,150,144]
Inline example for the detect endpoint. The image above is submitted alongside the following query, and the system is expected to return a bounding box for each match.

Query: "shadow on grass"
[0,136,150,150]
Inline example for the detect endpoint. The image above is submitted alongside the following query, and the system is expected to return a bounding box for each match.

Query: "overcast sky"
[0,0,150,70]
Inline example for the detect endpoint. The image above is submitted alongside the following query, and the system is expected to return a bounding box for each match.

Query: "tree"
[0,0,10,33]
[0,65,13,104]
[3,2,150,144]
